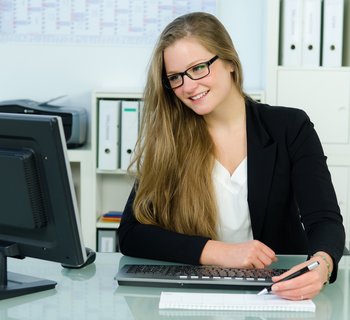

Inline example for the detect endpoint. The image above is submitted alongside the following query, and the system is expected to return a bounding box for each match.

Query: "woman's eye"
[168,74,181,82]
[192,63,206,73]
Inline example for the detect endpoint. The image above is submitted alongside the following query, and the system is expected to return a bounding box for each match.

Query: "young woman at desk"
[118,12,345,301]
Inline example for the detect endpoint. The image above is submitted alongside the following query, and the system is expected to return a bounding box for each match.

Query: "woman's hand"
[199,239,277,268]
[271,251,333,300]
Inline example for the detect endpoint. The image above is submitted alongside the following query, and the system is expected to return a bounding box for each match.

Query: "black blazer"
[118,99,345,282]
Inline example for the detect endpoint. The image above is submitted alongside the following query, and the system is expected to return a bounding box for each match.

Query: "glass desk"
[1,253,349,320]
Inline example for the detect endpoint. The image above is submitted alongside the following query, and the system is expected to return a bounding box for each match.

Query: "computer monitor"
[0,113,95,300]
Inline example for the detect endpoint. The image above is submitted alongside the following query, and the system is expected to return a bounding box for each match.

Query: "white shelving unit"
[266,0,350,249]
[91,91,142,249]
[67,148,95,249]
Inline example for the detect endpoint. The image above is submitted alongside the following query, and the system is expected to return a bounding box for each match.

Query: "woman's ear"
[227,62,234,73]
[230,63,235,72]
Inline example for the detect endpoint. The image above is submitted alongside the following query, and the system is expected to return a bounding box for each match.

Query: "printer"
[0,99,87,148]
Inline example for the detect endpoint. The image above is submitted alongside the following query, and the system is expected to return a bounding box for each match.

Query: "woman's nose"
[182,75,198,93]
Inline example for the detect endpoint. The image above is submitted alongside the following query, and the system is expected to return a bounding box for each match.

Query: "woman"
[118,12,345,300]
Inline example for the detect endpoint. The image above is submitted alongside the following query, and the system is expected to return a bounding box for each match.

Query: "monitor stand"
[0,241,56,300]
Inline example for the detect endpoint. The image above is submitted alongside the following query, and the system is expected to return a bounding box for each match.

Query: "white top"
[213,157,253,243]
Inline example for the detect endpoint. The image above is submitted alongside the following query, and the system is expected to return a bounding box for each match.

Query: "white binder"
[280,0,303,66]
[301,0,322,66]
[97,99,120,171]
[120,100,139,171]
[97,229,117,252]
[322,0,344,67]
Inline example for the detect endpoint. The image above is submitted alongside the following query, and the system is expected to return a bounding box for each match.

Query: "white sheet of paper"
[159,292,316,312]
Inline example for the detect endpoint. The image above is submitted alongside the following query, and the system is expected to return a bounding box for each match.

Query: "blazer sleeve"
[117,186,210,264]
[288,109,345,282]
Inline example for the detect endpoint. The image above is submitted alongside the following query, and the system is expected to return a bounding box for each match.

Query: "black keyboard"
[115,264,287,290]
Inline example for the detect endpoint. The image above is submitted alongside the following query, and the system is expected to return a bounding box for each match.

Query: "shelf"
[91,91,140,251]
[66,146,95,250]
[96,221,120,229]
[96,169,128,175]
[277,66,350,72]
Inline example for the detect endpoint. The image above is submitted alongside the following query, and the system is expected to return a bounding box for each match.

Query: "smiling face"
[163,37,236,117]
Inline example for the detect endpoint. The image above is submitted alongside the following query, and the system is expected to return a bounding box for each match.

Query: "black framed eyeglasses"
[164,55,219,89]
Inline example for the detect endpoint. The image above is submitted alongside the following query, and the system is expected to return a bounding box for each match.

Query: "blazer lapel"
[246,100,277,239]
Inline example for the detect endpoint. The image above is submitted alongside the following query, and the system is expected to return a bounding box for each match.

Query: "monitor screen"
[0,113,95,300]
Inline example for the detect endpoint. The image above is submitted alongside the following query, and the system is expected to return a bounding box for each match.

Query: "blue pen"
[257,261,320,295]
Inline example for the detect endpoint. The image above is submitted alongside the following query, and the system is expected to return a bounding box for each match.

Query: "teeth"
[191,91,207,100]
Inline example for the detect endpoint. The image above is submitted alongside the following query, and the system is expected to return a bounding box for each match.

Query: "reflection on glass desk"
[1,253,349,320]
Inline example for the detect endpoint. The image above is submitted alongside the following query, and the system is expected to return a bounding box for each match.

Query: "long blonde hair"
[130,12,245,239]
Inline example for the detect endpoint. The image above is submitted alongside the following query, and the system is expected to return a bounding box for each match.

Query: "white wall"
[218,0,266,91]
[0,0,266,118]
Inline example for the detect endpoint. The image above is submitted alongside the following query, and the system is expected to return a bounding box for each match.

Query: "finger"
[250,242,276,268]
[256,252,277,268]
[271,273,321,300]
[251,255,268,269]
[251,259,265,269]
[272,261,310,281]
[248,252,274,269]
[256,242,276,260]
[273,285,320,301]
